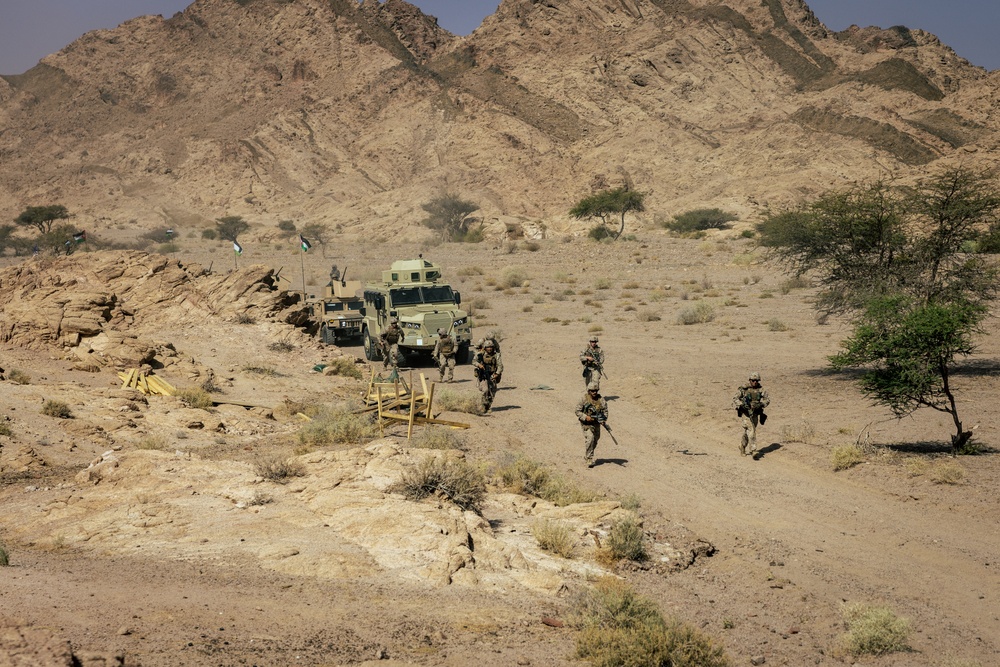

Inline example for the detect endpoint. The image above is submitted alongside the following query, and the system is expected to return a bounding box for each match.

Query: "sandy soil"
[2,231,999,666]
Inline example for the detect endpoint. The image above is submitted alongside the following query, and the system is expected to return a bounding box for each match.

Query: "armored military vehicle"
[361,258,472,363]
[310,265,364,344]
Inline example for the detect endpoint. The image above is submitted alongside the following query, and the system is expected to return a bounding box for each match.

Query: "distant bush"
[588,225,612,241]
[664,208,738,234]
[297,403,377,448]
[0,420,12,437]
[234,312,257,325]
[574,578,729,667]
[393,456,486,513]
[201,229,217,240]
[0,543,9,567]
[500,267,527,288]
[676,302,715,325]
[41,400,72,419]
[8,369,30,385]
[433,389,484,416]
[178,387,214,410]
[267,341,296,353]
[831,445,866,471]
[421,193,481,242]
[532,519,575,558]
[254,454,306,483]
[605,517,647,562]
[929,462,964,484]
[136,435,169,451]
[841,603,911,657]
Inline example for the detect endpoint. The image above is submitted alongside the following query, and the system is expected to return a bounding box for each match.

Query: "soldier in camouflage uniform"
[380,318,405,370]
[733,372,770,458]
[432,328,457,382]
[474,340,503,413]
[575,381,608,468]
[580,335,605,389]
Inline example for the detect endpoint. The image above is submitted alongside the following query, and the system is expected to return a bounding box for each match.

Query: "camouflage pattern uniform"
[474,342,503,413]
[380,320,404,370]
[433,328,457,382]
[733,372,770,457]
[575,381,608,467]
[580,336,605,389]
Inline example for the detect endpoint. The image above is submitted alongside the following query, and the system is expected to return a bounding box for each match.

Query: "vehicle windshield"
[389,286,456,306]
[324,302,362,313]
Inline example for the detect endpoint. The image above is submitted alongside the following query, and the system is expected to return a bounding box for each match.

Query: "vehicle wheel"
[320,324,335,345]
[457,341,472,365]
[363,328,382,362]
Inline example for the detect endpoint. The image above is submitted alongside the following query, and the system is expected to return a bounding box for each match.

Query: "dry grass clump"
[0,542,8,566]
[841,603,911,657]
[0,420,12,437]
[676,302,715,325]
[637,309,662,322]
[411,427,468,450]
[177,387,215,409]
[234,312,257,324]
[781,421,816,444]
[929,461,964,485]
[322,356,363,379]
[493,454,601,506]
[457,266,484,277]
[434,389,485,415]
[500,266,528,288]
[254,454,306,483]
[41,400,73,419]
[136,434,170,451]
[831,445,866,471]
[7,369,31,385]
[469,296,491,311]
[767,318,788,331]
[523,240,541,252]
[393,456,486,514]
[601,517,647,563]
[531,519,575,558]
[573,578,730,667]
[297,403,378,448]
[242,365,281,377]
[267,341,296,353]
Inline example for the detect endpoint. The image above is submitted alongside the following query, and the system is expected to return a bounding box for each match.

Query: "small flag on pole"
[73,231,86,243]
[299,235,312,252]
[233,241,243,255]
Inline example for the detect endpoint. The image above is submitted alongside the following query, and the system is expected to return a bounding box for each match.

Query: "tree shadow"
[951,358,1000,377]
[593,457,628,468]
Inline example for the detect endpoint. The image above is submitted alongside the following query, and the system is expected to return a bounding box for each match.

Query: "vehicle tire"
[457,341,472,365]
[320,323,335,345]
[363,328,383,362]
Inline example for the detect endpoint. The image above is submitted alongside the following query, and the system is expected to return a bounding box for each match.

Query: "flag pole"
[298,235,312,302]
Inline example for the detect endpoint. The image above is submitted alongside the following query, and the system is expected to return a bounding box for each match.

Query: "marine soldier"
[474,340,503,413]
[733,372,770,458]
[433,328,457,382]
[380,318,405,370]
[580,335,605,389]
[575,381,609,468]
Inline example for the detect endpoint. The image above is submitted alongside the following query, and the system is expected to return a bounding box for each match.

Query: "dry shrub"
[493,454,601,506]
[234,312,257,325]
[412,427,468,451]
[136,434,169,451]
[322,356,363,379]
[523,240,541,252]
[637,309,662,322]
[532,519,575,558]
[929,461,964,485]
[841,603,911,657]
[254,454,306,483]
[0,542,9,566]
[767,318,788,331]
[676,302,715,325]
[393,456,486,513]
[781,421,816,444]
[243,365,281,377]
[604,517,647,563]
[267,341,296,353]
[178,387,214,409]
[41,400,73,419]
[8,369,31,385]
[434,389,484,415]
[297,403,377,447]
[574,578,729,667]
[500,266,527,288]
[831,445,866,471]
[0,420,12,437]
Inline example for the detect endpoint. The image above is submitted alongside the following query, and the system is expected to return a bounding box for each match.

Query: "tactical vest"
[582,396,606,418]
[438,337,456,355]
[383,327,402,345]
[480,351,498,372]
[744,387,764,412]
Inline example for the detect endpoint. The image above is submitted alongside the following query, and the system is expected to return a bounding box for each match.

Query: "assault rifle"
[582,357,609,380]
[474,363,497,395]
[594,414,619,446]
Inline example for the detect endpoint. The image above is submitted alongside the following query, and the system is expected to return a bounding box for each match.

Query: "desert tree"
[276,219,297,241]
[570,186,646,240]
[421,193,480,242]
[300,222,332,257]
[758,167,1000,451]
[36,223,78,255]
[0,224,14,256]
[215,215,250,243]
[664,208,738,235]
[15,205,70,234]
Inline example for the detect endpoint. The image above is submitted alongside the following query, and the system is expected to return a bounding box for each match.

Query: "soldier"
[733,372,770,458]
[433,328,457,382]
[575,381,608,468]
[580,335,605,389]
[474,339,503,413]
[380,318,405,370]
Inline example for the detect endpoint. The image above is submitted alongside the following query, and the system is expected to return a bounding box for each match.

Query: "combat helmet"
[749,372,761,381]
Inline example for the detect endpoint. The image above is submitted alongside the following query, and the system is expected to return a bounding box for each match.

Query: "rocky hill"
[1,0,999,241]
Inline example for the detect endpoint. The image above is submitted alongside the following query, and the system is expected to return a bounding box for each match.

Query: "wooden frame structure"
[362,369,469,439]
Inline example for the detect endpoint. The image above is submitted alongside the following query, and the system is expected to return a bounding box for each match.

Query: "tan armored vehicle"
[310,265,364,344]
[361,259,472,363]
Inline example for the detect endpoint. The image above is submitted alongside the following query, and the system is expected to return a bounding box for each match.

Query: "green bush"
[574,578,730,667]
[841,603,911,656]
[588,225,612,241]
[201,228,217,240]
[606,517,647,562]
[664,208,738,234]
[532,519,575,558]
[297,403,378,447]
[41,400,73,419]
[394,456,486,513]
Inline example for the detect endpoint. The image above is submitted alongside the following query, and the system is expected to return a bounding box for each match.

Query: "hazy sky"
[0,0,997,75]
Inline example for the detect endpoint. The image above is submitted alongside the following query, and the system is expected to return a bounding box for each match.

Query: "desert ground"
[2,228,999,667]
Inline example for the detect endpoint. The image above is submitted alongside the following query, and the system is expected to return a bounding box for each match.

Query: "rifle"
[595,415,620,446]
[474,363,497,395]
[582,357,609,380]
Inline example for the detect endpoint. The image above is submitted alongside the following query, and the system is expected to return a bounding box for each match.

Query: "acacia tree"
[758,167,1000,451]
[421,193,480,242]
[301,222,332,257]
[215,215,249,242]
[570,186,646,240]
[15,205,70,234]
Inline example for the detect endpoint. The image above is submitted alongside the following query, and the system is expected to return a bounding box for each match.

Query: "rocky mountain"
[1,0,998,241]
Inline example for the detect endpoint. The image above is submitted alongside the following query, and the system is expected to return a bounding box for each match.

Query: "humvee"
[309,266,364,344]
[360,259,472,363]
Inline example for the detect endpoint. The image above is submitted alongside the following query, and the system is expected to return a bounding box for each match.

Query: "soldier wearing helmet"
[433,327,458,382]
[473,338,503,413]
[575,381,608,468]
[380,318,405,370]
[733,372,770,458]
[580,335,605,390]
